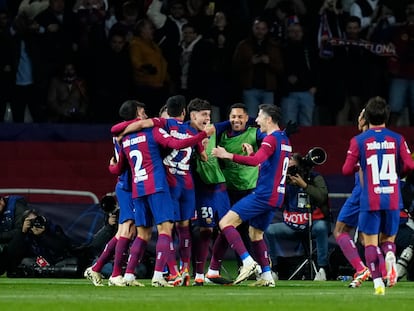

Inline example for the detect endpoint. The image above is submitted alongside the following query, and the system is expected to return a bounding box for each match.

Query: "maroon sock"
[365,245,382,279]
[222,226,247,258]
[166,240,179,275]
[381,241,396,255]
[210,232,229,271]
[125,237,147,274]
[336,232,366,272]
[251,239,270,269]
[154,234,171,273]
[377,246,387,278]
[112,236,130,277]
[92,237,117,272]
[195,230,212,274]
[176,225,192,271]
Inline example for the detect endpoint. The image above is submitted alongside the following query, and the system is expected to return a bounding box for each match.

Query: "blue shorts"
[133,191,175,227]
[196,183,231,228]
[337,193,360,227]
[115,182,134,224]
[232,193,276,232]
[170,186,195,222]
[337,183,361,227]
[358,209,400,236]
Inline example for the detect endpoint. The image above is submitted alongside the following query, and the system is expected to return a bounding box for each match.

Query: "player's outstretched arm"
[213,135,275,166]
[342,138,360,175]
[154,127,211,150]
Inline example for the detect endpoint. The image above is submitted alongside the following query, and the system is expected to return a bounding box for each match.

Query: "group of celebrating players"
[84,95,414,295]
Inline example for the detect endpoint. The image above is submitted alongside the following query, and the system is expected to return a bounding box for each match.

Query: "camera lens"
[31,216,46,228]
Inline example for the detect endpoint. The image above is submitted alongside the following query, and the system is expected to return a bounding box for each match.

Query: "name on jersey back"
[123,136,146,147]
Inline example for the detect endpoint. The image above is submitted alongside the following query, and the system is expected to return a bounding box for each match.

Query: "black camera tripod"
[288,204,318,280]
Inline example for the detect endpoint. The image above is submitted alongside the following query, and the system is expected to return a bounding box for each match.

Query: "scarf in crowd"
[328,37,397,57]
[317,12,343,58]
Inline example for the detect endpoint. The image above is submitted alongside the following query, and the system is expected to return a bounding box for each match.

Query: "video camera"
[100,194,120,217]
[287,147,327,178]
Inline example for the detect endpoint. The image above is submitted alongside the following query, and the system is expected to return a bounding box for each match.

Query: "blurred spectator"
[129,18,169,117]
[365,1,395,41]
[0,195,30,275]
[232,16,284,117]
[205,11,238,119]
[316,0,347,125]
[147,0,188,93]
[280,21,317,126]
[18,0,49,20]
[73,0,107,80]
[9,13,45,123]
[34,0,77,115]
[90,29,133,123]
[264,0,307,16]
[0,9,13,121]
[387,0,414,126]
[349,0,395,38]
[263,0,297,43]
[265,0,307,35]
[363,2,395,104]
[109,0,140,42]
[335,16,371,125]
[4,209,74,277]
[47,61,89,123]
[186,0,214,36]
[179,22,217,118]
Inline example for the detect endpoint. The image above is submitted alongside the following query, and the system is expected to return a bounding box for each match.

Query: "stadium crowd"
[0,0,414,125]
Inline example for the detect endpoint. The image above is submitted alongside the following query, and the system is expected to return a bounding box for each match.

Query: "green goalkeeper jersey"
[219,127,259,191]
[195,133,226,184]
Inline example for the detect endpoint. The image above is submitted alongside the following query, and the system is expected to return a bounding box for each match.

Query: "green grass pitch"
[1,278,414,311]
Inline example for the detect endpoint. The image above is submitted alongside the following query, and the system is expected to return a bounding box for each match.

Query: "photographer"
[87,195,119,257]
[76,195,119,277]
[265,151,330,280]
[5,209,74,277]
[0,195,30,275]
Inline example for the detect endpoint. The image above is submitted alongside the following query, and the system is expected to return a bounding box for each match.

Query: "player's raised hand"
[203,124,215,137]
[212,146,232,159]
[109,156,117,165]
[242,143,253,155]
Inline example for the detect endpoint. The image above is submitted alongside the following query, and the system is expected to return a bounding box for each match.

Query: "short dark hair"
[252,16,271,29]
[364,96,390,126]
[134,18,153,36]
[166,95,186,117]
[229,103,248,115]
[169,0,185,9]
[108,27,127,40]
[258,104,281,123]
[159,104,168,117]
[119,100,146,120]
[187,98,211,114]
[182,22,199,34]
[346,16,361,27]
[122,0,138,17]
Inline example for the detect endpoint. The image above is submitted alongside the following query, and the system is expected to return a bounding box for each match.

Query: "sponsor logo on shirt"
[373,186,394,194]
[281,144,292,152]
